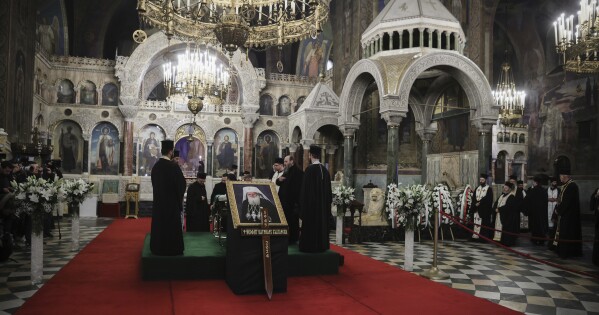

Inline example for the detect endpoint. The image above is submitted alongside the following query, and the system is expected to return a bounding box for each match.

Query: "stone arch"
[78,80,98,105]
[395,52,495,122]
[305,116,341,140]
[338,59,387,126]
[116,32,264,109]
[291,126,303,143]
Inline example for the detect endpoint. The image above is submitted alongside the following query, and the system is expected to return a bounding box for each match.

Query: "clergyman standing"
[150,140,187,256]
[471,173,493,240]
[276,155,303,244]
[299,146,332,253]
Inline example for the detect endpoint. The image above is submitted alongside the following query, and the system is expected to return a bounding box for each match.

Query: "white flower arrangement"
[332,185,355,206]
[386,183,430,231]
[11,176,63,235]
[455,185,473,223]
[61,179,95,206]
[425,184,455,226]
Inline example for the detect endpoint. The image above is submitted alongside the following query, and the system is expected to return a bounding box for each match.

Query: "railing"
[140,100,171,111]
[139,100,241,113]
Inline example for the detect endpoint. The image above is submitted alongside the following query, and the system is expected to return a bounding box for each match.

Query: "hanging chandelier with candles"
[163,43,231,115]
[492,52,526,126]
[554,1,599,73]
[137,0,330,53]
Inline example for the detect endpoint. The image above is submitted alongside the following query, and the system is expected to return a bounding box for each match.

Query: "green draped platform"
[141,233,340,280]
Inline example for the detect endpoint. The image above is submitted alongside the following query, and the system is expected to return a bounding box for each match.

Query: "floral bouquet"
[425,184,455,226]
[386,183,430,230]
[455,185,473,224]
[332,185,355,217]
[11,176,63,235]
[61,179,95,207]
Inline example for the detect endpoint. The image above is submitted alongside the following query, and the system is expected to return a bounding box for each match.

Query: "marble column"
[382,114,404,186]
[118,105,139,176]
[416,128,436,185]
[301,139,314,171]
[326,146,337,179]
[342,129,356,187]
[242,113,259,173]
[206,140,213,176]
[475,121,494,176]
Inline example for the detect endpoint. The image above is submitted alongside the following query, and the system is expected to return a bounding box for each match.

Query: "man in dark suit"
[276,155,303,244]
[150,140,187,256]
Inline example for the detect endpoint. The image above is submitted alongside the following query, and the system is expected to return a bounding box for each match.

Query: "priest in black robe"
[554,168,583,259]
[471,173,493,239]
[150,140,187,256]
[210,173,228,208]
[524,176,549,245]
[494,182,518,247]
[276,155,303,244]
[186,172,209,232]
[509,175,524,231]
[590,187,599,265]
[299,146,332,253]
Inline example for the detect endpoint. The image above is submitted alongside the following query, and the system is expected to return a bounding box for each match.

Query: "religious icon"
[259,94,273,115]
[80,80,97,105]
[102,83,119,106]
[227,181,287,228]
[138,124,165,176]
[255,131,279,179]
[214,128,238,172]
[91,122,119,175]
[277,96,291,116]
[53,120,83,174]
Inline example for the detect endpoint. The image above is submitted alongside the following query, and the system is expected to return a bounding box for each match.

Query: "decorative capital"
[118,105,139,121]
[415,125,438,142]
[339,123,359,137]
[241,112,260,128]
[301,139,314,150]
[471,117,497,133]
[381,111,406,127]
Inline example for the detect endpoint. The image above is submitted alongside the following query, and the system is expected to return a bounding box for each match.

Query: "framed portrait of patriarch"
[226,181,287,229]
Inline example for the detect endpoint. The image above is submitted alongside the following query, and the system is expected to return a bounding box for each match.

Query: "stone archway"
[338,51,498,186]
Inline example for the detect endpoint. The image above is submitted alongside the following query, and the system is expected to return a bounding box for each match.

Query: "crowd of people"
[149,141,333,257]
[0,159,63,261]
[471,169,598,265]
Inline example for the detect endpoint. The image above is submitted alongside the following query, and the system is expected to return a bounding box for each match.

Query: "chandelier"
[163,43,230,116]
[553,2,599,73]
[492,52,526,126]
[137,0,329,53]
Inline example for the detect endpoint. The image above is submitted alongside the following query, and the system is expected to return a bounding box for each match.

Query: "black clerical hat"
[309,145,321,158]
[231,164,238,170]
[196,172,207,179]
[558,168,571,175]
[274,157,284,164]
[504,181,514,189]
[517,180,524,185]
[550,176,558,182]
[227,173,237,181]
[480,173,488,179]
[533,175,542,183]
[509,175,517,180]
[161,140,174,152]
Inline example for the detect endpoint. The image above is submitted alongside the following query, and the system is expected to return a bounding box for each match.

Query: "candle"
[554,21,558,45]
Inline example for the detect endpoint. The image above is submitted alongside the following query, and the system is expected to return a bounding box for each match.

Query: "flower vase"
[30,211,44,285]
[404,229,414,271]
[336,205,345,245]
[70,203,80,251]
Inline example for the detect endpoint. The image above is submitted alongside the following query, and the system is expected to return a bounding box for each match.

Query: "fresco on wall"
[52,120,83,174]
[175,138,205,176]
[36,0,68,56]
[213,128,238,173]
[138,124,166,176]
[277,95,291,116]
[255,131,279,179]
[57,79,75,103]
[80,81,97,105]
[528,76,598,173]
[90,122,120,175]
[296,35,332,77]
[102,83,119,106]
[259,94,273,115]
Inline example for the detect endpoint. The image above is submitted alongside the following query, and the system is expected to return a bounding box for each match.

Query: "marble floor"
[1,218,598,314]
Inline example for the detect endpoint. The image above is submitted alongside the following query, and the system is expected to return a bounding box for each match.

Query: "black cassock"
[150,158,187,256]
[186,181,209,232]
[211,182,227,207]
[471,185,494,239]
[556,180,583,258]
[494,194,518,246]
[525,185,549,241]
[590,188,599,265]
[299,163,332,253]
[276,165,303,243]
[514,188,525,230]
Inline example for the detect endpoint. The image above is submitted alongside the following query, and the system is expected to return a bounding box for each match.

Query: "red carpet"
[17,219,519,315]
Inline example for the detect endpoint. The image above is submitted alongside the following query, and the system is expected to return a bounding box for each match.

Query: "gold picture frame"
[226,181,287,229]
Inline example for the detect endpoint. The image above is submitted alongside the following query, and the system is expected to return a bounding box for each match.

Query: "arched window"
[497,132,503,143]
[511,133,518,143]
[57,79,75,103]
[519,133,525,143]
[80,80,97,105]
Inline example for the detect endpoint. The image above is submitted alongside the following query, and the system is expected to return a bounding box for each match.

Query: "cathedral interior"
[1,0,599,313]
